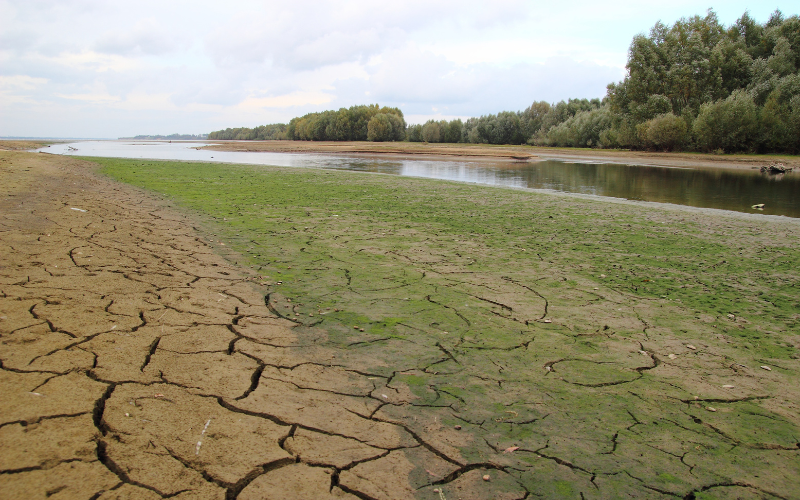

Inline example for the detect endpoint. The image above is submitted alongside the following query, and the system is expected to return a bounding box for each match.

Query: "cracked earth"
[1,151,799,499]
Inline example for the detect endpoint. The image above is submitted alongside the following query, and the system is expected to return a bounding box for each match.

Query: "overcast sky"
[0,1,793,138]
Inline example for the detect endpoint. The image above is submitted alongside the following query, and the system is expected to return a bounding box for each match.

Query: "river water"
[39,140,800,218]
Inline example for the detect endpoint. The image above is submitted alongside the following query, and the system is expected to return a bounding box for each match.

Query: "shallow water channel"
[41,140,800,218]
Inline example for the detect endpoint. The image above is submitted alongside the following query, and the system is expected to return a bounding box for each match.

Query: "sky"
[0,1,794,138]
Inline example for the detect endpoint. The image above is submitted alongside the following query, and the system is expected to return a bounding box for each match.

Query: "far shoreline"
[198,140,800,171]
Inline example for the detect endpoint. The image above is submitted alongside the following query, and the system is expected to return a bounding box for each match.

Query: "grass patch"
[93,157,800,498]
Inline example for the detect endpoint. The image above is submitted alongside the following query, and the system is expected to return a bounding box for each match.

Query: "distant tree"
[693,90,760,152]
[421,120,442,143]
[641,113,688,151]
[386,113,407,141]
[444,119,463,143]
[407,124,423,142]
[367,114,394,142]
[520,101,551,140]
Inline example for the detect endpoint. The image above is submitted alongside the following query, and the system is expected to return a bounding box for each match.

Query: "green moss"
[91,157,800,498]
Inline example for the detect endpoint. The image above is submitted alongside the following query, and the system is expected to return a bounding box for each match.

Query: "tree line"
[208,9,800,153]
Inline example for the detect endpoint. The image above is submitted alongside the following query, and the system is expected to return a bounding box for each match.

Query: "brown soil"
[200,140,800,170]
[0,140,55,151]
[0,151,474,499]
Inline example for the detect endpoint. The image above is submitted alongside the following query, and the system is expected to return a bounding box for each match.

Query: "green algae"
[94,157,800,499]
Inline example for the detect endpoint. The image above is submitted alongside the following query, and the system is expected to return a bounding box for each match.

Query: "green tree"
[367,114,394,142]
[693,90,760,152]
[642,113,688,151]
[421,120,442,142]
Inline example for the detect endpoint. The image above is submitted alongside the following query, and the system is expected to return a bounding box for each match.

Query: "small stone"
[722,385,735,389]
[353,326,359,330]
[727,313,735,319]
[600,274,606,278]
[761,365,772,371]
[454,425,462,430]
[668,354,677,359]
[686,345,697,350]
[483,475,491,482]
[360,328,365,332]
[308,314,313,317]
[706,407,717,412]
[543,319,552,323]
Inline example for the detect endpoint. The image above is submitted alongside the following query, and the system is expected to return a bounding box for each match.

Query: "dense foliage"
[208,10,799,153]
[287,105,406,142]
[607,9,800,152]
[208,124,288,140]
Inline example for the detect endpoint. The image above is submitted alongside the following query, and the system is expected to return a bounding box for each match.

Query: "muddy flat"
[199,140,800,170]
[1,151,799,499]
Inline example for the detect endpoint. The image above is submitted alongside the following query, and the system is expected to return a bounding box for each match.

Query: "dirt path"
[0,152,484,499]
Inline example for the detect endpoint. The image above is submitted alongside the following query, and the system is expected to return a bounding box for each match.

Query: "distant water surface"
[40,140,800,218]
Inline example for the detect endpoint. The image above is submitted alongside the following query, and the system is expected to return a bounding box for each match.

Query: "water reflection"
[40,141,799,218]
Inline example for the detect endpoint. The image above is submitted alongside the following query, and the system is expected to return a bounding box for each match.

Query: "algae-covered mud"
[94,157,800,499]
[93,159,800,498]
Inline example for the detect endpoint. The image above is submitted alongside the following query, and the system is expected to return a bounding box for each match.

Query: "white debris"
[195,418,212,455]
[760,365,772,371]
[70,207,87,212]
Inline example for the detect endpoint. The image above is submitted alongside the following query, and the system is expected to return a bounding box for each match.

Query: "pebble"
[706,407,717,412]
[722,385,735,389]
[668,354,677,359]
[686,345,697,350]
[454,425,462,430]
[482,475,491,481]
[761,365,772,371]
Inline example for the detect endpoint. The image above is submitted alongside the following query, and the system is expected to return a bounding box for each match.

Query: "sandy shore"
[200,140,800,170]
[1,151,470,499]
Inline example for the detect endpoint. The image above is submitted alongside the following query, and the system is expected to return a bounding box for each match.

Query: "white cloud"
[0,0,795,137]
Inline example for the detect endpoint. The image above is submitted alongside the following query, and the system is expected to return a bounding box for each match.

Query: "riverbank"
[0,139,58,151]
[3,151,799,499]
[199,140,800,170]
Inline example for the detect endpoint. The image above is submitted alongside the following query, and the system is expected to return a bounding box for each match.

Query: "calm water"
[39,140,800,218]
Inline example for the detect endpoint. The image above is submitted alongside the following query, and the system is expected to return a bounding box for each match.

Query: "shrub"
[693,90,759,152]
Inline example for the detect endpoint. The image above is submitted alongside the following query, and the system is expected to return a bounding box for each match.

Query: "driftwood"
[760,162,792,174]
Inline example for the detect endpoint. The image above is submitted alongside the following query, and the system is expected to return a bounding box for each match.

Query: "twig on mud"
[195,418,212,455]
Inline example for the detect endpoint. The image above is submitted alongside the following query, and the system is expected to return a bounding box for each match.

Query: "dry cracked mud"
[0,152,484,500]
[2,151,799,500]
